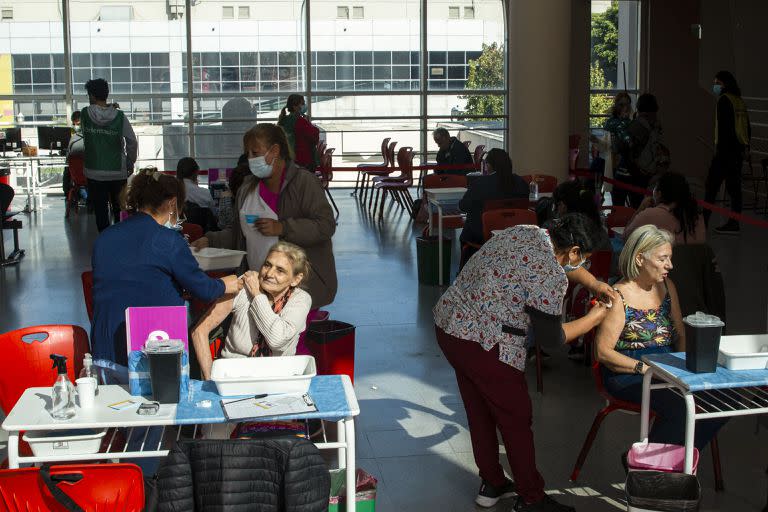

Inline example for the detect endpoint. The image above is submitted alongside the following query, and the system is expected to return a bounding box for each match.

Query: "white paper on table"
[221,393,316,421]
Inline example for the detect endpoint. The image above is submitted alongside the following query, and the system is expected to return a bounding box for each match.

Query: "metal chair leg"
[570,404,616,481]
[710,436,724,492]
[325,188,340,220]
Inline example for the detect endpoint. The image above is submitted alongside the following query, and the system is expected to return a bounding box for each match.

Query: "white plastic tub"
[211,355,317,396]
[718,334,768,370]
[23,429,106,457]
[192,247,246,271]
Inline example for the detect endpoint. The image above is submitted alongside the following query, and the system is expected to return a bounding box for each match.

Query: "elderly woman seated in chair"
[192,241,312,380]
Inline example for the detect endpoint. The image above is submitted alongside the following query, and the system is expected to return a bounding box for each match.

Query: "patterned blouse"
[433,225,568,371]
[614,287,675,351]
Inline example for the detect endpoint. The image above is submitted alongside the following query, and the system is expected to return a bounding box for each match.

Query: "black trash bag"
[626,471,701,512]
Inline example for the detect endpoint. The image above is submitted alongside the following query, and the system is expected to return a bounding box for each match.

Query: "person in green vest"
[704,70,750,235]
[81,78,138,232]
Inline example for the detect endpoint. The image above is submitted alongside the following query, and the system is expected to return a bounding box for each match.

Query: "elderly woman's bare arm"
[191,294,237,380]
[595,298,646,374]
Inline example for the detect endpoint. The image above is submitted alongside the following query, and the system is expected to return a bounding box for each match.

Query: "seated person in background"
[177,157,214,210]
[596,225,726,451]
[192,241,312,380]
[624,171,705,245]
[433,127,473,175]
[458,148,528,266]
[217,155,250,231]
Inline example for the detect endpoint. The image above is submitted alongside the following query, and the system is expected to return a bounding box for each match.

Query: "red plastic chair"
[355,137,390,197]
[422,174,467,231]
[372,147,415,219]
[481,208,537,242]
[0,464,144,512]
[181,222,204,243]
[521,174,559,194]
[81,271,94,323]
[463,140,472,150]
[570,360,724,490]
[601,205,636,229]
[365,140,398,207]
[0,325,90,416]
[65,154,87,219]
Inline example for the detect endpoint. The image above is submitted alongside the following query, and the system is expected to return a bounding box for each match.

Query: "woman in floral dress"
[596,224,726,450]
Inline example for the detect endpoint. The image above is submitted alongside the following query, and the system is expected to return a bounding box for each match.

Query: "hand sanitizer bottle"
[528,178,539,201]
[79,353,99,391]
[50,354,76,420]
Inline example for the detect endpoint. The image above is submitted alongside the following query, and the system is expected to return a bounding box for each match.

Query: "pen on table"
[226,394,268,405]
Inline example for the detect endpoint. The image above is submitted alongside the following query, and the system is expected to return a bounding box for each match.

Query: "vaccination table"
[640,352,768,474]
[3,374,361,510]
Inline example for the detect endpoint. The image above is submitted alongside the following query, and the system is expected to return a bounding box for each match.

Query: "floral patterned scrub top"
[433,225,568,371]
[613,287,675,351]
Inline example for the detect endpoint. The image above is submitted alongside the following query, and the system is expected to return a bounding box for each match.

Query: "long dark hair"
[553,180,601,226]
[485,148,518,196]
[715,70,742,97]
[278,94,304,124]
[545,213,604,254]
[654,172,700,242]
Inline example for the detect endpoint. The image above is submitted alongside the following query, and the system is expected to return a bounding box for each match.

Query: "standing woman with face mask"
[90,168,241,383]
[278,94,321,172]
[193,124,338,355]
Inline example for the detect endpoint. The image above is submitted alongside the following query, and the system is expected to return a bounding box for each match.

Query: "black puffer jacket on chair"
[155,438,330,512]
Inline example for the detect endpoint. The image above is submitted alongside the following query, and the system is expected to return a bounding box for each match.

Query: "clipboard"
[221,393,317,421]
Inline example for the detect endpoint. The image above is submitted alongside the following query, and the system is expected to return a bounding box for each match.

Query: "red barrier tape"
[571,168,768,230]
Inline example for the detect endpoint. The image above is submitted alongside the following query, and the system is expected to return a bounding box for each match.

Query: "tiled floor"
[1,191,767,511]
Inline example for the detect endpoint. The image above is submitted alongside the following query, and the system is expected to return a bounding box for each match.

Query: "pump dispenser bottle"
[50,354,76,420]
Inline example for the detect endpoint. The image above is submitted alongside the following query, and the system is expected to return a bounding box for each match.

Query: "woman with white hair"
[596,225,725,451]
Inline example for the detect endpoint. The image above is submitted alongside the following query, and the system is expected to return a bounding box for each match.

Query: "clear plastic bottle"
[50,354,76,420]
[528,178,539,201]
[79,353,99,391]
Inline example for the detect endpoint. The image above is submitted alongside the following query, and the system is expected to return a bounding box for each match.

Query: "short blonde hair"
[619,225,674,280]
[266,241,310,280]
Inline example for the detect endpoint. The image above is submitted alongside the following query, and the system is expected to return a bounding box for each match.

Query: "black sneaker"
[476,478,516,508]
[714,220,740,235]
[514,495,575,512]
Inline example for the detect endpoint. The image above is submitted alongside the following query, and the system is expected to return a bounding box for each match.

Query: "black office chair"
[0,183,25,266]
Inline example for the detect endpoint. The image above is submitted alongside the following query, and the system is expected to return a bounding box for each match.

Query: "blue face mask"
[712,84,723,96]
[299,104,308,115]
[248,155,273,179]
[563,254,587,273]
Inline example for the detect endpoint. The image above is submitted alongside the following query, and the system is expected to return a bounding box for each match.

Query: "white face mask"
[163,210,183,231]
[712,84,723,96]
[248,155,273,179]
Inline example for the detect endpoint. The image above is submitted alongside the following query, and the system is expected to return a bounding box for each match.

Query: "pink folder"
[125,306,189,355]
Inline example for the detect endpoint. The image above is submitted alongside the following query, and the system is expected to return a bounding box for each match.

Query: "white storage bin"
[211,355,317,396]
[192,247,246,271]
[23,429,106,457]
[718,334,768,370]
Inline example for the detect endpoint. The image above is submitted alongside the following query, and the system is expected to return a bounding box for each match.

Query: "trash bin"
[683,312,725,373]
[626,471,700,512]
[416,236,451,285]
[329,468,377,512]
[306,320,355,383]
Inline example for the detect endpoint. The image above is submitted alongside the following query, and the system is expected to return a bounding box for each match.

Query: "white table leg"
[7,431,19,469]
[345,418,356,512]
[640,368,653,441]
[337,419,346,469]
[683,393,697,474]
[437,204,444,286]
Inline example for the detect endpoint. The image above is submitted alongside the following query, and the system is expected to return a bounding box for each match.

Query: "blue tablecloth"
[643,352,768,392]
[174,375,354,424]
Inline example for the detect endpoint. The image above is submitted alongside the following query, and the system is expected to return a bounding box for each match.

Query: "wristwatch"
[633,361,644,375]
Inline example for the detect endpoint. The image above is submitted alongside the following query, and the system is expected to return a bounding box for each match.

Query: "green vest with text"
[715,93,750,147]
[81,107,124,172]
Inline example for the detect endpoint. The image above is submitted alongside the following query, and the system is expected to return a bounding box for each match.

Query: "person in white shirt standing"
[176,157,215,210]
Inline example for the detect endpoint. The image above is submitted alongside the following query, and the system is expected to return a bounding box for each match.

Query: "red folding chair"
[355,137,390,197]
[318,148,339,219]
[601,205,636,233]
[0,464,144,512]
[365,140,397,207]
[181,222,204,243]
[472,144,486,167]
[372,147,414,219]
